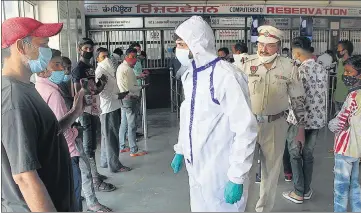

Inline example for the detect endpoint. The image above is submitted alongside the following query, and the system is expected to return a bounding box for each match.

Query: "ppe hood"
[175,16,217,67]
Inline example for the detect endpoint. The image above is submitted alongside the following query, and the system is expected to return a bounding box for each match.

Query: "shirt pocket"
[248,76,263,95]
[271,75,288,97]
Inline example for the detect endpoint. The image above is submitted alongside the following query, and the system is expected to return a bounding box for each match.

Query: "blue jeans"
[119,99,138,153]
[79,113,98,159]
[71,157,83,212]
[334,154,361,212]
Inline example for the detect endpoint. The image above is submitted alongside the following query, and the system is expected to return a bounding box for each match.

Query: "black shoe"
[255,173,261,184]
[136,132,144,137]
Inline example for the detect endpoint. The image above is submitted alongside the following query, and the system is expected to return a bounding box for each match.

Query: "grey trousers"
[287,125,319,197]
[100,109,124,172]
[75,138,98,208]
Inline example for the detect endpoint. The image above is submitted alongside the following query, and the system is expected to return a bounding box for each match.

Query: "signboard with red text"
[84,3,361,17]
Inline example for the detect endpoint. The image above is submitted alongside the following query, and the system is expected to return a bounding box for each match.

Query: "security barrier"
[169,67,183,118]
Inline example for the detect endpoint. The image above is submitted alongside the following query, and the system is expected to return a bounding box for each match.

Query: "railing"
[141,79,148,141]
[169,67,183,119]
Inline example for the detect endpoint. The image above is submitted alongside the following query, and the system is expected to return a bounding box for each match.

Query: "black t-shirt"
[71,61,95,83]
[1,77,75,212]
[58,81,73,111]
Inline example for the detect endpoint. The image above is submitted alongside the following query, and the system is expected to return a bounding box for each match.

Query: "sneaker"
[304,189,313,200]
[120,147,130,153]
[285,173,293,182]
[255,173,261,184]
[130,150,147,157]
[282,191,304,204]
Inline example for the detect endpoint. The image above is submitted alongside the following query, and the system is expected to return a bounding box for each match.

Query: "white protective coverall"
[173,16,258,212]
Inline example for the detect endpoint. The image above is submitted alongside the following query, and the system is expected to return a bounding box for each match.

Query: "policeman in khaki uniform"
[236,26,307,212]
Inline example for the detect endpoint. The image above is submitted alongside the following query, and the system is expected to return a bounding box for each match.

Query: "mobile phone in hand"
[80,78,92,106]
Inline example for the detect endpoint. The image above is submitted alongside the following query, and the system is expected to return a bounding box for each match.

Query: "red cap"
[1,17,63,49]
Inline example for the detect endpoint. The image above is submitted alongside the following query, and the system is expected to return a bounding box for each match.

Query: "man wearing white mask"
[238,25,307,212]
[170,16,258,212]
[94,47,131,173]
[232,42,249,68]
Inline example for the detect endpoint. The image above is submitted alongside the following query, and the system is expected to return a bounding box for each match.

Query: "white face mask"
[176,48,192,67]
[257,52,278,64]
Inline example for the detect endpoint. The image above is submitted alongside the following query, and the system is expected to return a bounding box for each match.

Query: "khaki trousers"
[245,117,289,212]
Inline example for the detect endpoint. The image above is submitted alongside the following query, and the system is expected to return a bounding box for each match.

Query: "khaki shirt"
[238,55,306,124]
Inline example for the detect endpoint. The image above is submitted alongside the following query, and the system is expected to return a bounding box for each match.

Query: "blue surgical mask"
[63,74,71,82]
[49,70,65,84]
[28,47,53,73]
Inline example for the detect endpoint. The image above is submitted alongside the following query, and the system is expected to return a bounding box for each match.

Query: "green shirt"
[334,59,350,102]
[133,59,143,86]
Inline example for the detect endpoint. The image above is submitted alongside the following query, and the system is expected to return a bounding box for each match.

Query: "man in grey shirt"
[1,17,85,212]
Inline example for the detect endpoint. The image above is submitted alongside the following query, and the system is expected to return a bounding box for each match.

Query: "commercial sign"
[145,17,188,28]
[340,19,361,29]
[84,3,361,17]
[210,17,246,28]
[88,17,143,29]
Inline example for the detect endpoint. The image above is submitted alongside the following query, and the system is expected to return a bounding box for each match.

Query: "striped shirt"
[328,88,361,158]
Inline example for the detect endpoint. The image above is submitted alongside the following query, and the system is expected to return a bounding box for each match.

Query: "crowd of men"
[1,16,361,213]
[1,17,150,212]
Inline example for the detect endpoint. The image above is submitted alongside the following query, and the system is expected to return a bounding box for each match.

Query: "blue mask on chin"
[28,47,53,73]
[49,70,65,84]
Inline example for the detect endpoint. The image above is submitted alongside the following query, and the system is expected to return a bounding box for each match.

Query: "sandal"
[87,204,112,212]
[94,181,117,192]
[117,166,132,173]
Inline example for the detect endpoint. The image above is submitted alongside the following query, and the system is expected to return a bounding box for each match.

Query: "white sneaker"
[304,189,313,200]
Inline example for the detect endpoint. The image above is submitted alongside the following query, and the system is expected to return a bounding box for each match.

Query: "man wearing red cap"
[1,17,85,212]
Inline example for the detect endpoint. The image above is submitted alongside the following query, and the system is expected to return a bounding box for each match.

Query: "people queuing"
[2,17,81,212]
[117,48,149,157]
[2,16,360,213]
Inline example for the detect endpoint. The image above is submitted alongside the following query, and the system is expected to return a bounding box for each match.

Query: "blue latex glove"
[224,181,244,204]
[171,154,184,174]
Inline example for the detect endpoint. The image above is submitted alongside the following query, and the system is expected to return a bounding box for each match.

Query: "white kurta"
[173,16,258,212]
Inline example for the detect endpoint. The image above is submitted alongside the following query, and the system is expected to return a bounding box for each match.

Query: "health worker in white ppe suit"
[170,16,259,212]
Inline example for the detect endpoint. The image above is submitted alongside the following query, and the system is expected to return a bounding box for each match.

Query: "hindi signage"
[145,17,189,28]
[263,18,291,29]
[88,17,143,29]
[210,17,246,28]
[84,3,361,17]
[216,30,242,40]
